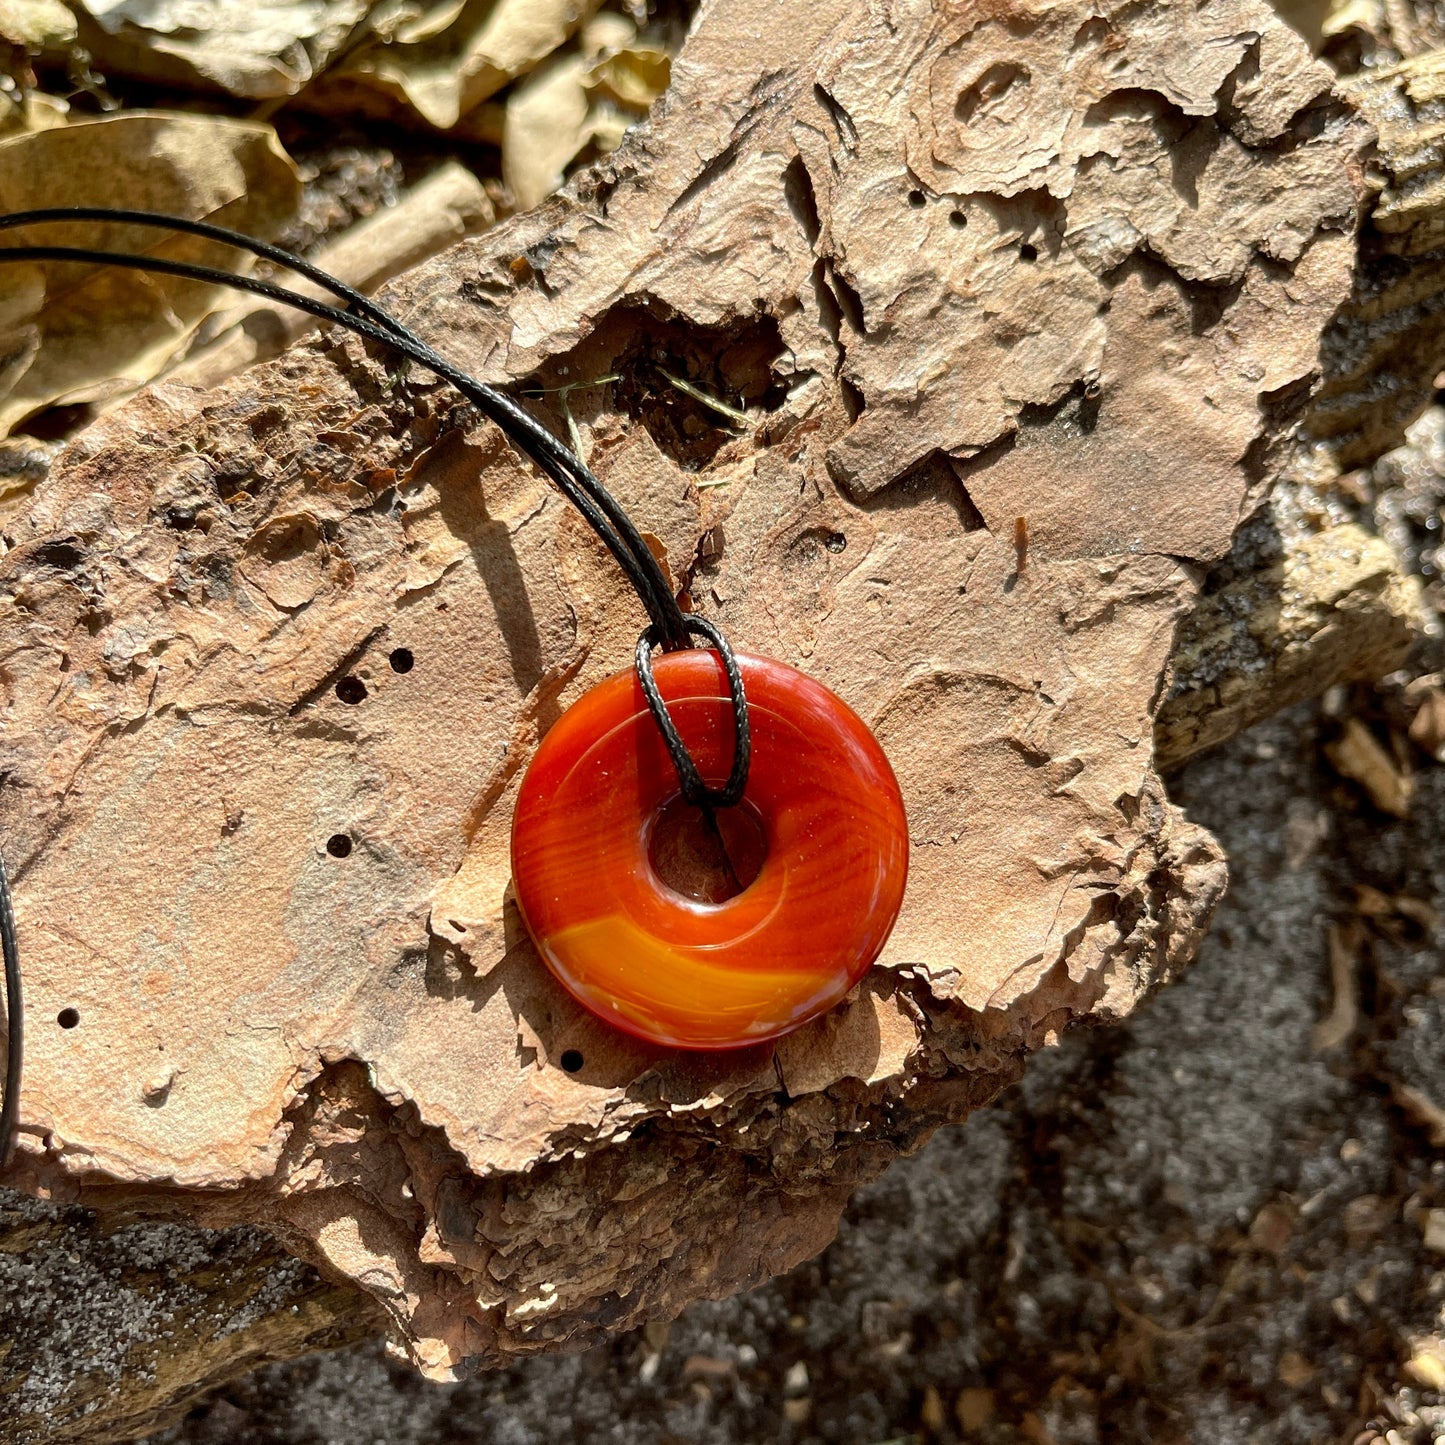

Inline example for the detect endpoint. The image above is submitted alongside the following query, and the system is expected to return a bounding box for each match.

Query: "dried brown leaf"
[1325,716,1414,817]
[1394,1083,1445,1146]
[1353,882,1396,916]
[334,0,605,131]
[1419,1207,1445,1254]
[1313,922,1360,1052]
[1409,683,1445,760]
[0,91,68,137]
[956,1388,995,1433]
[496,12,662,204]
[0,0,75,48]
[168,161,493,391]
[1270,0,1333,46]
[1407,1338,1445,1391]
[1276,1349,1316,1387]
[1395,894,1438,930]
[72,0,374,97]
[585,43,670,111]
[503,53,593,211]
[0,111,300,438]
[1248,1198,1297,1254]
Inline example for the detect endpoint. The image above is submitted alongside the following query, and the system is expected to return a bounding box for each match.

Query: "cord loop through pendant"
[635,617,751,810]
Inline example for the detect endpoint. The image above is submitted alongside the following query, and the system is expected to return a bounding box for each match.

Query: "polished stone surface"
[510,651,909,1049]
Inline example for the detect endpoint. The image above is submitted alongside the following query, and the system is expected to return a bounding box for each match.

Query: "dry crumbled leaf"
[501,15,659,210]
[585,41,670,110]
[1408,681,1445,760]
[1394,1084,1445,1146]
[1249,1198,1297,1255]
[1395,894,1439,931]
[0,111,300,437]
[1271,0,1334,47]
[503,53,594,211]
[921,1384,946,1432]
[1313,922,1360,1052]
[1277,1349,1316,1387]
[1419,1208,1445,1255]
[1352,883,1437,940]
[1324,0,1385,41]
[0,0,76,48]
[0,89,67,137]
[681,1353,734,1381]
[1325,717,1414,818]
[72,0,374,97]
[332,0,604,131]
[956,1388,995,1433]
[1354,882,1397,916]
[1407,1338,1445,1392]
[168,160,493,390]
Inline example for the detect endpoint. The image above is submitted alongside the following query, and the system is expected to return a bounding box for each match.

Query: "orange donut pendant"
[510,651,909,1049]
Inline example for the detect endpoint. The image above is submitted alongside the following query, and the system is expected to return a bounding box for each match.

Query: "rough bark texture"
[1307,50,1445,465]
[0,1191,380,1445]
[0,0,1363,1384]
[1156,508,1422,769]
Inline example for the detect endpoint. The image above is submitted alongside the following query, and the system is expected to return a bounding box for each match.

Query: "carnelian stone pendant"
[510,650,909,1050]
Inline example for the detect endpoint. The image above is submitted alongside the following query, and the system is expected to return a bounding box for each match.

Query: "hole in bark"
[1019,242,1039,262]
[57,1008,79,1029]
[907,188,926,207]
[786,526,853,577]
[949,210,968,229]
[336,677,367,704]
[33,539,87,571]
[560,1049,584,1073]
[326,834,353,858]
[648,796,767,905]
[523,303,789,473]
[1016,378,1101,438]
[389,647,415,674]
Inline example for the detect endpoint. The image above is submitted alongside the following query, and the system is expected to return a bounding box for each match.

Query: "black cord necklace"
[0,206,754,1163]
[0,206,909,1164]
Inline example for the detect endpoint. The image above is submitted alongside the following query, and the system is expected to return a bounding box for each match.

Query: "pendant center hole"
[648,796,766,904]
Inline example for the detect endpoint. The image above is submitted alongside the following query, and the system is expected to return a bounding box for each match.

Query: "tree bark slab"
[0,0,1362,1377]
